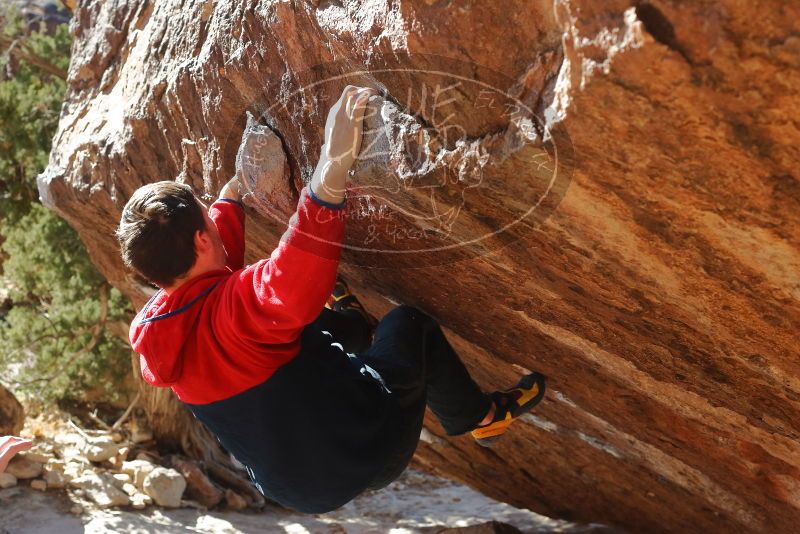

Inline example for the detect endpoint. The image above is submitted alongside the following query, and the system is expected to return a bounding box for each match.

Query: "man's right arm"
[209,176,246,271]
[217,86,375,345]
[220,186,345,345]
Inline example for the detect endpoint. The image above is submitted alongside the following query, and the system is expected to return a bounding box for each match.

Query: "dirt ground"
[0,468,610,534]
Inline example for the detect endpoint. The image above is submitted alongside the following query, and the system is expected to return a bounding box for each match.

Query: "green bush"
[0,7,133,403]
[0,204,132,402]
[0,9,70,221]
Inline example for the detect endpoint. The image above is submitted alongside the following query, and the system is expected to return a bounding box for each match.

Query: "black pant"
[308,305,492,488]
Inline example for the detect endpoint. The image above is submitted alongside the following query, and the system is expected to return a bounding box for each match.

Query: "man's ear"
[194,228,213,254]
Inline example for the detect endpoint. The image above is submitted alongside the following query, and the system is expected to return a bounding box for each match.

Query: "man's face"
[198,199,227,268]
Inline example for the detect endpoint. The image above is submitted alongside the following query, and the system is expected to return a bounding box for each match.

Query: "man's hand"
[310,85,377,205]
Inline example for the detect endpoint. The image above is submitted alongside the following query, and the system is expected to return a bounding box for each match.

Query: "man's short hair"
[116,181,206,288]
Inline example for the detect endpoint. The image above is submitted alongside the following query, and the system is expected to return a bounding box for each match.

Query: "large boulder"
[38,1,800,533]
[0,383,24,436]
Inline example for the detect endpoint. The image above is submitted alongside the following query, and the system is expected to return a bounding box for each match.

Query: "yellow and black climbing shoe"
[325,277,377,328]
[471,372,546,447]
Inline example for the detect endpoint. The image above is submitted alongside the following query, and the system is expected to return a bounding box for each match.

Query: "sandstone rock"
[121,459,155,490]
[437,522,523,534]
[69,472,130,508]
[6,456,43,479]
[135,452,157,462]
[38,1,800,533]
[111,472,131,487]
[54,432,87,448]
[0,383,24,435]
[130,491,152,510]
[23,443,54,464]
[63,457,91,480]
[171,457,223,509]
[106,446,130,470]
[45,459,65,471]
[84,436,121,462]
[131,428,153,444]
[142,467,186,508]
[0,472,17,489]
[224,489,247,511]
[30,479,47,491]
[42,468,66,489]
[234,111,294,215]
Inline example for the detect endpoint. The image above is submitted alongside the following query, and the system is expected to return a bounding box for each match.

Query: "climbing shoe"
[325,276,377,328]
[471,372,547,447]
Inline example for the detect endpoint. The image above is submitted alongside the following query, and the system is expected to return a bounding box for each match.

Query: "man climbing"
[117,85,546,513]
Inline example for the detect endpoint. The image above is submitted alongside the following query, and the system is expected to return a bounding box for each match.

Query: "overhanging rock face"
[39,1,800,532]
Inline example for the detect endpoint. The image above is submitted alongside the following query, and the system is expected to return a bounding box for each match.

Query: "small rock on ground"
[143,467,186,508]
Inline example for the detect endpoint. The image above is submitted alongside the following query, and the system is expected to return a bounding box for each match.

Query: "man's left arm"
[208,177,245,271]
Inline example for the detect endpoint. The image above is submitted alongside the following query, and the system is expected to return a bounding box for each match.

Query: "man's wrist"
[310,152,348,205]
[219,177,241,202]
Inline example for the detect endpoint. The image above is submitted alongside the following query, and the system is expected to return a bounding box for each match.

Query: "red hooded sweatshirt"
[129,186,345,404]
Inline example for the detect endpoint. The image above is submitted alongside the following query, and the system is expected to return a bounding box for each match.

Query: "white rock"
[64,465,89,480]
[0,472,17,489]
[24,447,53,464]
[30,479,47,491]
[130,492,152,509]
[54,432,87,447]
[143,467,186,508]
[121,459,155,490]
[62,454,90,467]
[122,482,138,496]
[45,459,65,471]
[112,473,131,487]
[6,456,43,479]
[107,446,130,469]
[43,468,67,489]
[60,445,84,459]
[24,454,49,464]
[63,456,91,479]
[69,472,130,508]
[84,436,121,462]
[131,428,154,444]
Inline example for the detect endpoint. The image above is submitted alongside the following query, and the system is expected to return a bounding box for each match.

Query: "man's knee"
[385,305,434,327]
[373,305,437,345]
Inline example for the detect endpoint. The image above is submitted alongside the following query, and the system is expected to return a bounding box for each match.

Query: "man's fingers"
[342,85,360,98]
[345,88,366,120]
[350,91,371,122]
[347,91,366,121]
[340,85,361,116]
[346,87,375,121]
[341,86,376,116]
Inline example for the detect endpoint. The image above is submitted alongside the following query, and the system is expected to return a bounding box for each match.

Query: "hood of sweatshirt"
[129,270,228,387]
